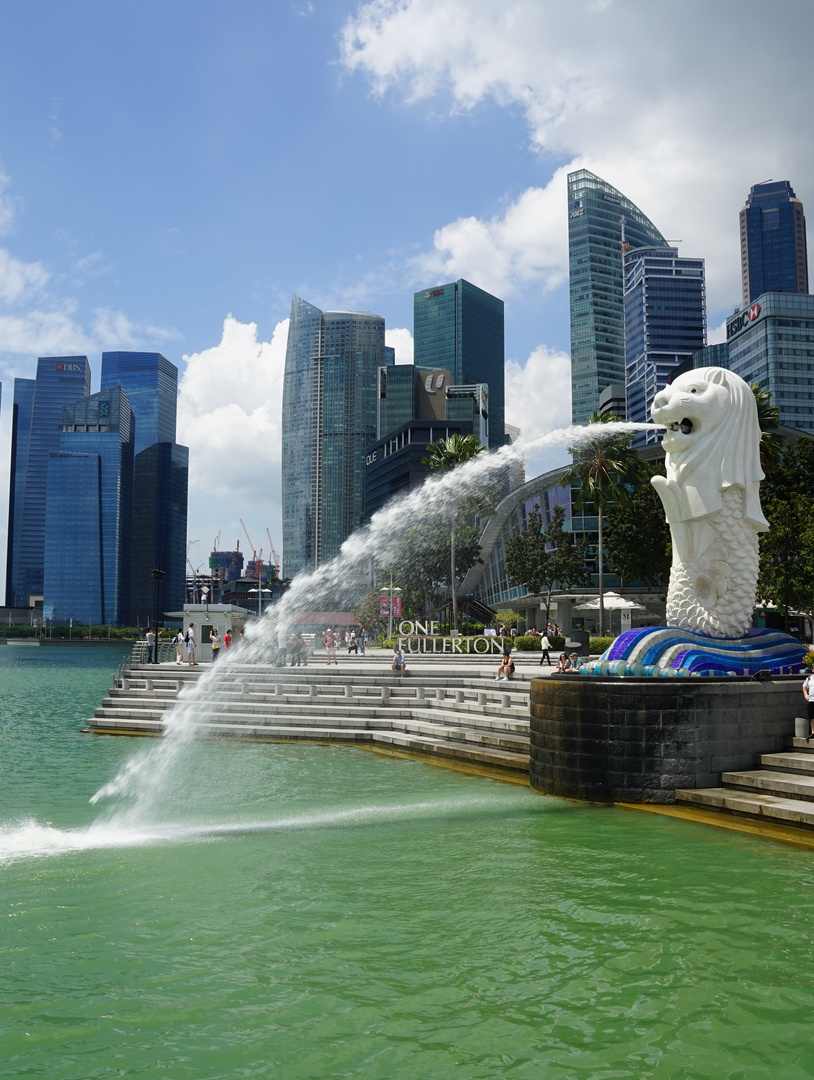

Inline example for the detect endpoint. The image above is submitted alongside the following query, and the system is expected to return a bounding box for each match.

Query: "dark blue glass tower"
[129,442,189,625]
[568,170,668,425]
[740,181,809,308]
[44,387,134,626]
[5,378,35,606]
[100,351,188,624]
[100,351,178,454]
[282,296,386,578]
[413,279,505,449]
[624,246,706,443]
[6,357,91,607]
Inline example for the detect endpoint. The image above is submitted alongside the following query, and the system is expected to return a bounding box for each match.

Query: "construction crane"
[266,529,281,576]
[240,518,264,569]
[213,531,221,552]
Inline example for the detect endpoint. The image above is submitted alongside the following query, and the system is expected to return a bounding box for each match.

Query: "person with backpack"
[186,623,196,666]
[175,629,184,664]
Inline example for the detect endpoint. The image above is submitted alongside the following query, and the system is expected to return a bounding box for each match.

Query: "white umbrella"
[575,591,647,612]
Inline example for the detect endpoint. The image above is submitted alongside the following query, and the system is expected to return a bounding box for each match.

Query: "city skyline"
[0,1,812,590]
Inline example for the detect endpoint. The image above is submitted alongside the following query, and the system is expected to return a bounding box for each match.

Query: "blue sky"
[0,0,811,586]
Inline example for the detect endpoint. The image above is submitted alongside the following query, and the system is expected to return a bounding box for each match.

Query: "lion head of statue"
[651,367,767,530]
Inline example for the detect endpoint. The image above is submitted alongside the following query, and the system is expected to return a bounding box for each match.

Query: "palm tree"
[423,433,486,633]
[750,382,783,473]
[560,413,642,637]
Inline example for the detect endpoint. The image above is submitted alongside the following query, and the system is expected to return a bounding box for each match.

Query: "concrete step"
[721,769,814,799]
[675,786,814,827]
[91,704,529,746]
[86,716,529,770]
[757,751,814,774]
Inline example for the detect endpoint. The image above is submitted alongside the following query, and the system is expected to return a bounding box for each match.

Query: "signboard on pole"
[392,596,402,618]
[379,596,390,617]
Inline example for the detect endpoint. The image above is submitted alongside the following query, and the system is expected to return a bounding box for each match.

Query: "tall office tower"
[624,247,706,442]
[100,351,178,453]
[129,443,190,625]
[726,293,814,435]
[101,351,188,622]
[413,279,505,449]
[5,357,91,608]
[44,387,134,626]
[282,295,387,579]
[568,170,668,425]
[740,181,809,308]
[5,378,35,606]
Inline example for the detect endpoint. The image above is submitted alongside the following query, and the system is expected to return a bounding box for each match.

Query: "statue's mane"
[665,367,768,530]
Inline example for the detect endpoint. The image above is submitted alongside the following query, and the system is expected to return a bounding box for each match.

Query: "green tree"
[423,433,488,632]
[757,436,814,628]
[751,381,784,473]
[604,459,671,587]
[560,413,642,636]
[351,589,390,641]
[504,503,590,633]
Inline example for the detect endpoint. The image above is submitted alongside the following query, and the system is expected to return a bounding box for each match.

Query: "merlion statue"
[650,367,768,638]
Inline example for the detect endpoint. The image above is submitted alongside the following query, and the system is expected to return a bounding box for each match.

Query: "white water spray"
[89,420,662,820]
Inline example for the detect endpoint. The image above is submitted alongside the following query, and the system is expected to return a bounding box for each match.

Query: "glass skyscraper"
[624,246,706,442]
[6,357,91,607]
[568,170,668,425]
[129,442,189,626]
[100,351,188,622]
[282,296,386,579]
[44,387,134,626]
[740,181,809,308]
[100,351,178,454]
[726,292,814,435]
[413,279,505,450]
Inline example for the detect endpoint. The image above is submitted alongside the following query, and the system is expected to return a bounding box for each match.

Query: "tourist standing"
[174,629,184,664]
[223,629,232,650]
[359,629,367,655]
[289,632,304,666]
[186,623,196,666]
[803,671,814,739]
[145,627,155,664]
[323,628,337,665]
[210,629,221,662]
[539,634,551,666]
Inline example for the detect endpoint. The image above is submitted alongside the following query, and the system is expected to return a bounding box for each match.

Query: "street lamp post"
[249,587,272,617]
[379,575,402,640]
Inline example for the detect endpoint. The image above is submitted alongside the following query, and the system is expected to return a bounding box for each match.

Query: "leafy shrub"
[589,636,615,655]
[514,636,540,651]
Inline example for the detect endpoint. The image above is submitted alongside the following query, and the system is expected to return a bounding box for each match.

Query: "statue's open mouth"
[668,418,694,434]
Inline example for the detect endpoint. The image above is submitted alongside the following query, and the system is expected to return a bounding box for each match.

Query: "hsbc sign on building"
[726,302,762,341]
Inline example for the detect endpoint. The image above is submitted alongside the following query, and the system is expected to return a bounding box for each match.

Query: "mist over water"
[89,420,662,821]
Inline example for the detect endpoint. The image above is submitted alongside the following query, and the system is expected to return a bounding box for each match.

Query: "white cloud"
[0,170,17,236]
[505,342,573,476]
[177,316,289,565]
[0,248,50,305]
[506,342,571,441]
[410,172,569,299]
[342,0,814,316]
[385,325,413,365]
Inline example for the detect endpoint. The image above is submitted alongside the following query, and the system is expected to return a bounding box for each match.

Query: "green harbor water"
[2,646,814,1079]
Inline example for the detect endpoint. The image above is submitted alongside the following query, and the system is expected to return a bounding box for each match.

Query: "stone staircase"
[86,661,532,774]
[676,731,814,828]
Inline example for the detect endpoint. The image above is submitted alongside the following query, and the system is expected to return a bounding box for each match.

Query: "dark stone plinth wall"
[530,676,803,804]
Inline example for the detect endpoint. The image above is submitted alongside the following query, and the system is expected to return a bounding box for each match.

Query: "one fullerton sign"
[397,620,507,654]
